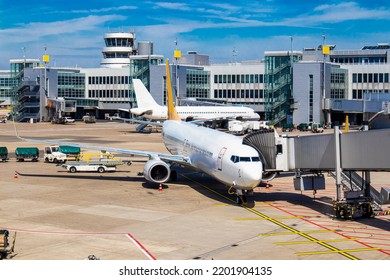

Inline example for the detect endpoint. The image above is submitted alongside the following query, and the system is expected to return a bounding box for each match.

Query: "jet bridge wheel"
[334,201,374,220]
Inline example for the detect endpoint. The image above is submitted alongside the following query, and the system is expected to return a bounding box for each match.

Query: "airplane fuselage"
[132,106,259,121]
[162,120,263,190]
[130,78,259,121]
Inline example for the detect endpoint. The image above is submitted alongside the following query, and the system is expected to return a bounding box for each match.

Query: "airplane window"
[239,157,251,162]
[251,157,260,162]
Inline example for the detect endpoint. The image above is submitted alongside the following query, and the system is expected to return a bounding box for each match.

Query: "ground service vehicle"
[297,123,309,131]
[0,230,16,260]
[228,120,248,135]
[44,146,67,163]
[62,152,123,173]
[64,117,75,123]
[59,145,81,160]
[44,145,81,163]
[104,113,119,120]
[62,163,117,173]
[15,147,39,162]
[311,123,324,133]
[0,146,8,162]
[282,123,294,132]
[259,121,270,130]
[82,114,96,123]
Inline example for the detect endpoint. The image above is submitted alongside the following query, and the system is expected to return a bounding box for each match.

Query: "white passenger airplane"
[16,60,264,205]
[130,79,260,121]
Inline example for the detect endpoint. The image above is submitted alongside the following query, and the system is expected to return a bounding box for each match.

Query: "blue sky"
[0,0,389,69]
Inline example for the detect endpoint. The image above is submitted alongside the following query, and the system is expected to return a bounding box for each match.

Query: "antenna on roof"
[232,47,237,63]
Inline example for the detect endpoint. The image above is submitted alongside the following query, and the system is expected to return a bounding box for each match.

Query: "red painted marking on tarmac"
[0,226,157,260]
[338,230,390,238]
[262,202,390,257]
[355,241,390,248]
[126,233,156,260]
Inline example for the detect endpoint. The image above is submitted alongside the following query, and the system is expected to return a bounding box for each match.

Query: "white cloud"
[0,14,126,68]
[67,6,137,14]
[0,15,125,43]
[287,2,389,26]
[153,2,191,11]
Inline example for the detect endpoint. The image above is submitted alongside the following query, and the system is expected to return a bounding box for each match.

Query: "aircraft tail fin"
[165,59,181,121]
[132,79,160,109]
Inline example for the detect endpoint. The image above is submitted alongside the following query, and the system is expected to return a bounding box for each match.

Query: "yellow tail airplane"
[16,59,264,205]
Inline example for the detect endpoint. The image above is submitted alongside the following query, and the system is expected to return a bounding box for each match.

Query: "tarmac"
[0,121,389,260]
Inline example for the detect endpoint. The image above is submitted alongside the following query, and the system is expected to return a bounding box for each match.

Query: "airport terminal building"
[1,31,389,126]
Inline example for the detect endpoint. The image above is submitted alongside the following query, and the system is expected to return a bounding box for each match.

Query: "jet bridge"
[243,127,390,219]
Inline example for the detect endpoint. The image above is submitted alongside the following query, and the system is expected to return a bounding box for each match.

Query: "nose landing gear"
[234,189,255,208]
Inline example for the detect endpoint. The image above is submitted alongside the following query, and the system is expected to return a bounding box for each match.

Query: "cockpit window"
[230,155,239,163]
[230,155,260,163]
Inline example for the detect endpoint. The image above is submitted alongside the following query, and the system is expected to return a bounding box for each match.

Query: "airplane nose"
[240,165,263,187]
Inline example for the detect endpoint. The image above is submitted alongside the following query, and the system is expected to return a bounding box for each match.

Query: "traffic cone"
[158,184,163,192]
[14,171,18,179]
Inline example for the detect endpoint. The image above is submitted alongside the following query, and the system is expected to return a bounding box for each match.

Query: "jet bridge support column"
[334,123,342,201]
[362,122,371,199]
[333,123,374,219]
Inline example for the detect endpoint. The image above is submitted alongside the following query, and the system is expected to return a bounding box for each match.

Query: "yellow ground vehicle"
[0,230,16,259]
[61,152,123,173]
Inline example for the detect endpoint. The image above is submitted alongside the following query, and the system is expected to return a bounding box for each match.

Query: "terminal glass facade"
[10,61,39,77]
[330,68,348,99]
[0,72,18,105]
[58,71,85,98]
[186,69,210,99]
[265,53,301,125]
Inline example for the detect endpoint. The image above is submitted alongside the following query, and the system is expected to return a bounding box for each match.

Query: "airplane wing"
[113,117,163,127]
[116,116,227,127]
[13,124,190,166]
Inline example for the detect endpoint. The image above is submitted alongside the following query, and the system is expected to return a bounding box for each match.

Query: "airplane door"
[217,147,227,171]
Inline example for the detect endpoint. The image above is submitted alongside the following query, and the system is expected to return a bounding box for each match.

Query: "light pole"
[322,33,331,125]
[43,46,50,97]
[322,33,326,101]
[173,38,181,104]
[22,47,26,70]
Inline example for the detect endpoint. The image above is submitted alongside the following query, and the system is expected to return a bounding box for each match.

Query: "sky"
[0,0,389,69]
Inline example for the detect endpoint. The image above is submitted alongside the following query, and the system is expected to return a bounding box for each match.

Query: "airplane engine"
[143,159,171,183]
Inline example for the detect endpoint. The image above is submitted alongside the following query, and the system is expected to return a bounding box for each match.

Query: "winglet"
[165,59,181,121]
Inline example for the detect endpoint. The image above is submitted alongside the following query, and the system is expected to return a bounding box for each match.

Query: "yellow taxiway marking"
[260,229,334,236]
[276,238,357,245]
[297,247,380,256]
[234,216,304,221]
[181,174,360,260]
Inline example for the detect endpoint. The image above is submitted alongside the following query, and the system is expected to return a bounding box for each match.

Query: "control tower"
[100,32,137,68]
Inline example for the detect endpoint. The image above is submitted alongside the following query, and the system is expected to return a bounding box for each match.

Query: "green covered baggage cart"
[15,147,39,162]
[59,145,81,160]
[0,146,8,162]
